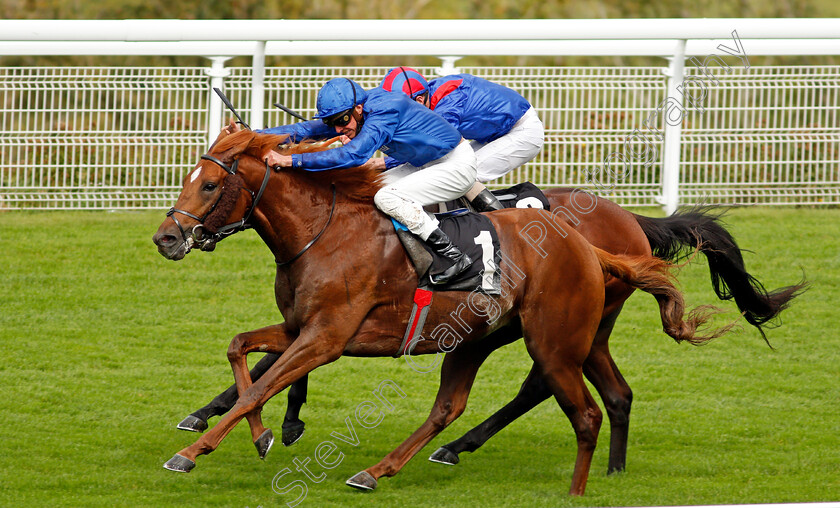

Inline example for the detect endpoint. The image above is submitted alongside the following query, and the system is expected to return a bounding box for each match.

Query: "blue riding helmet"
[314,78,368,119]
[380,66,430,99]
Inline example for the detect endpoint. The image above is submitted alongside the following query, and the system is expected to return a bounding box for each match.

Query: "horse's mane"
[212,130,384,202]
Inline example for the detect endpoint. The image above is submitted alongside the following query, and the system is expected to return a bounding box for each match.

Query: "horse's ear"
[208,130,228,151]
[208,119,244,152]
[211,131,258,163]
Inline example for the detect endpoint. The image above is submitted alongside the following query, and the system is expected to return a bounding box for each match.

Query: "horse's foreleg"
[179,356,310,447]
[429,362,551,465]
[164,334,343,472]
[281,374,308,446]
[225,324,298,455]
[178,352,281,433]
[346,346,491,490]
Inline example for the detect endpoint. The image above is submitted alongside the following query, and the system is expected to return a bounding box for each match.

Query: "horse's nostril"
[154,233,178,247]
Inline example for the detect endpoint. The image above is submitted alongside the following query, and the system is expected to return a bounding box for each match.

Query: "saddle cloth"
[436,181,550,213]
[394,210,502,295]
[392,182,549,357]
[394,181,549,294]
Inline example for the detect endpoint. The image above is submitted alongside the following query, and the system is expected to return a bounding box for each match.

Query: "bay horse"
[178,186,806,474]
[152,130,728,495]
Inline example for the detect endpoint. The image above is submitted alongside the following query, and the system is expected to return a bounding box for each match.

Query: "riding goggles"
[323,109,354,128]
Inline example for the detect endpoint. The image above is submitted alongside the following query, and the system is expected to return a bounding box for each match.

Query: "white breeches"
[470,107,545,183]
[374,140,477,240]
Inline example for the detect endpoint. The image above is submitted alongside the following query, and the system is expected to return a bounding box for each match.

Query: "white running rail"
[0,19,838,211]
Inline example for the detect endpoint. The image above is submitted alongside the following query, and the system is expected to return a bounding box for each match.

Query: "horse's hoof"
[607,465,626,475]
[163,454,195,473]
[346,471,377,490]
[176,415,208,433]
[429,446,460,465]
[255,429,275,459]
[281,421,305,447]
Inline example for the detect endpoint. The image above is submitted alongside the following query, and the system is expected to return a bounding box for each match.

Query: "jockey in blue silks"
[380,67,545,212]
[254,77,478,285]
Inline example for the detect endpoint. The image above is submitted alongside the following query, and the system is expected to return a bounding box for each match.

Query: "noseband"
[166,154,271,252]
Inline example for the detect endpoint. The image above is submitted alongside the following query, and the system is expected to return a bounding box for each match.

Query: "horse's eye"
[202,183,218,192]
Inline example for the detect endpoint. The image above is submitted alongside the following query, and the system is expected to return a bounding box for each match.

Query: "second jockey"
[251,77,478,286]
[380,66,545,212]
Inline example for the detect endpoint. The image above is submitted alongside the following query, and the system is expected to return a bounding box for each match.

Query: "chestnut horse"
[178,188,805,474]
[153,131,725,495]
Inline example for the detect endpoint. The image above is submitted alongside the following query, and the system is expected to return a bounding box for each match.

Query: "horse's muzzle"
[153,228,190,260]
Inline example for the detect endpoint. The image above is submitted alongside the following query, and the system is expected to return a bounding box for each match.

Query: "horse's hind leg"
[521,308,603,496]
[431,307,632,475]
[582,305,633,474]
[347,343,494,490]
[531,350,602,495]
[430,362,551,465]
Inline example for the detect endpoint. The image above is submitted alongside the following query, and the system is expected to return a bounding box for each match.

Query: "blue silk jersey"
[427,74,532,145]
[259,88,461,171]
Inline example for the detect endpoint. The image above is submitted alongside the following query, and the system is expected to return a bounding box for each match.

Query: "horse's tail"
[594,248,733,345]
[632,207,808,345]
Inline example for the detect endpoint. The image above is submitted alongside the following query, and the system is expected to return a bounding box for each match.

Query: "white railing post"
[204,56,232,147]
[251,41,266,130]
[659,40,686,215]
[436,56,462,76]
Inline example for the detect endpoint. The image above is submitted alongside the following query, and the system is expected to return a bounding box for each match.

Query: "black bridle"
[167,152,337,267]
[166,154,270,253]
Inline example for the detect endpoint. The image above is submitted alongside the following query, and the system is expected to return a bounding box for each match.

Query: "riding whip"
[273,102,307,121]
[213,87,250,130]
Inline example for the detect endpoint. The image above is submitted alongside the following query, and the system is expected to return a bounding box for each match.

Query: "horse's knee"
[227,332,251,363]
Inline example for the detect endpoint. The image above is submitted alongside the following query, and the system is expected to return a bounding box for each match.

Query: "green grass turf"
[1,207,838,507]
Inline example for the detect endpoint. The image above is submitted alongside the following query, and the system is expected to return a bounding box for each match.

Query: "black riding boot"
[470,188,504,212]
[426,228,473,285]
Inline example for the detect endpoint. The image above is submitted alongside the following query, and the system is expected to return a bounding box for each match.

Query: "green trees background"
[4,0,838,21]
[2,0,839,67]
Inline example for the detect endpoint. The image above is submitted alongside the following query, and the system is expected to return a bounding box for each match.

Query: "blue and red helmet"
[314,78,367,119]
[380,66,429,99]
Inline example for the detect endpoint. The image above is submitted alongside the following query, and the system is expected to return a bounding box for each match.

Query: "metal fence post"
[436,56,462,76]
[660,40,686,216]
[204,56,232,147]
[251,42,266,130]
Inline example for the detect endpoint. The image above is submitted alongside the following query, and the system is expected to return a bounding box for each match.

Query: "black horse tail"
[633,207,808,345]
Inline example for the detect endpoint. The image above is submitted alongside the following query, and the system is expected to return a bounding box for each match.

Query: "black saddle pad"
[491,182,551,210]
[395,210,502,294]
[437,181,550,212]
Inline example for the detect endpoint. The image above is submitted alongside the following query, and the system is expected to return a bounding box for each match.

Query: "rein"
[166,154,271,251]
[275,184,337,268]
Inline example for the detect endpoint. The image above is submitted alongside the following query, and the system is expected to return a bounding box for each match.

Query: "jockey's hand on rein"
[264,151,291,171]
